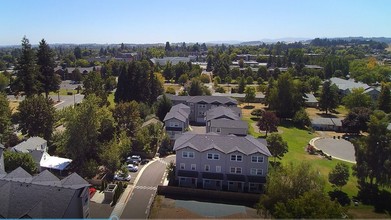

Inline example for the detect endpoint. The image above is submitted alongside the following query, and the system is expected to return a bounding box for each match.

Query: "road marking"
[145,194,154,215]
[134,186,157,190]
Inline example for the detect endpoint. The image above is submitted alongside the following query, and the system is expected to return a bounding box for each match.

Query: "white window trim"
[250,168,263,175]
[230,154,243,162]
[207,153,220,160]
[180,163,185,170]
[251,155,264,163]
[230,167,242,174]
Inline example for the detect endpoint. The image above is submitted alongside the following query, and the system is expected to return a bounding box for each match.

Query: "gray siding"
[209,126,248,136]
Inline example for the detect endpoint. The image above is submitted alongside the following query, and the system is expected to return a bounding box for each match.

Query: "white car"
[127,164,139,172]
[126,155,142,164]
[113,172,131,181]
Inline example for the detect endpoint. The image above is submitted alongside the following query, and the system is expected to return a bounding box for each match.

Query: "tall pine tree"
[377,83,391,113]
[13,36,41,97]
[37,39,60,98]
[319,80,339,114]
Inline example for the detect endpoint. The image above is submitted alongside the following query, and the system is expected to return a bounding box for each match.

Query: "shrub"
[215,86,225,93]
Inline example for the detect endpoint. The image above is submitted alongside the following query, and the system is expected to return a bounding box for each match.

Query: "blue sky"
[1,0,390,45]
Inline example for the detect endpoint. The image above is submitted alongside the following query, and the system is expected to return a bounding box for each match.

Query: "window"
[216,166,221,173]
[207,153,219,160]
[251,156,264,163]
[182,151,195,158]
[230,167,242,174]
[180,163,185,170]
[191,164,196,171]
[205,165,210,172]
[216,128,221,133]
[199,104,206,108]
[169,122,179,127]
[230,154,243,162]
[199,111,205,116]
[250,168,263,175]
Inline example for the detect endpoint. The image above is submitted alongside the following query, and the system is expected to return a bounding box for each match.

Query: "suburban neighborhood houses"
[1,1,391,217]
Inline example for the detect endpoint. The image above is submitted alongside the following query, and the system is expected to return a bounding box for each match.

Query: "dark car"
[140,159,150,165]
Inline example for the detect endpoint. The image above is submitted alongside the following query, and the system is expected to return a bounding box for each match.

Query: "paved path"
[312,137,356,163]
[111,155,175,219]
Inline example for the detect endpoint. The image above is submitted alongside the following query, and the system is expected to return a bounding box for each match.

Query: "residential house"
[304,93,318,108]
[0,167,90,218]
[330,77,371,95]
[363,87,381,101]
[12,137,72,173]
[205,106,248,136]
[164,104,190,140]
[115,52,139,62]
[311,117,343,132]
[150,57,190,66]
[212,92,265,103]
[54,66,100,80]
[164,94,238,124]
[12,137,47,153]
[173,133,271,193]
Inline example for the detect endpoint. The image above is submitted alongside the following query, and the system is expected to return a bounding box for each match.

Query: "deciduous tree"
[343,88,371,110]
[328,163,350,190]
[257,111,278,137]
[16,95,55,141]
[244,86,256,105]
[4,150,37,174]
[266,133,288,163]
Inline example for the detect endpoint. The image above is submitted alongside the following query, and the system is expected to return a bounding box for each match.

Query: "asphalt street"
[121,156,175,219]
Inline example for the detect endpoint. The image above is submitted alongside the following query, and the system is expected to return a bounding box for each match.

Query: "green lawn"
[244,116,358,197]
[49,89,77,96]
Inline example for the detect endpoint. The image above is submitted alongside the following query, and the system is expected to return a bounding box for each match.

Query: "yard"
[239,103,389,218]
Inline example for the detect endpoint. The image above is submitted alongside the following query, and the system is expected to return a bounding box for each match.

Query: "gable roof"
[150,57,190,65]
[164,104,190,122]
[171,103,191,115]
[304,93,318,103]
[0,167,89,218]
[164,94,238,105]
[330,77,370,91]
[173,133,271,156]
[12,137,47,153]
[210,119,248,129]
[206,106,241,122]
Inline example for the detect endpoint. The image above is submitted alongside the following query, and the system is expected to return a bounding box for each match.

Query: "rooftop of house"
[330,77,370,91]
[173,133,271,156]
[206,106,241,122]
[304,93,318,103]
[142,117,163,128]
[12,137,47,153]
[212,92,265,99]
[210,118,248,129]
[170,103,191,115]
[0,167,89,218]
[150,57,190,65]
[165,94,238,105]
[311,117,342,126]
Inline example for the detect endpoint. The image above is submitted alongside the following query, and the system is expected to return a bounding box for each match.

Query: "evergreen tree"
[13,36,41,97]
[319,80,339,114]
[37,39,60,98]
[377,83,391,113]
[237,77,246,93]
[0,93,12,143]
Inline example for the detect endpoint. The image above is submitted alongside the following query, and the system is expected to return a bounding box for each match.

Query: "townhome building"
[173,133,271,193]
[164,103,191,140]
[164,94,238,124]
[0,167,90,218]
[205,106,248,136]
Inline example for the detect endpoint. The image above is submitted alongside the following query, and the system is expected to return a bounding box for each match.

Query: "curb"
[309,137,356,164]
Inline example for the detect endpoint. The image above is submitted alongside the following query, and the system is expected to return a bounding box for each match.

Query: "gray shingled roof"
[330,77,370,91]
[173,133,271,156]
[171,103,191,115]
[0,167,90,218]
[12,137,46,153]
[165,94,238,105]
[210,119,248,129]
[206,106,241,122]
[150,57,190,65]
[304,93,318,103]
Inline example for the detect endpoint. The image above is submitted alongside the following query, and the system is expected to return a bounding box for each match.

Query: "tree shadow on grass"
[243,105,255,109]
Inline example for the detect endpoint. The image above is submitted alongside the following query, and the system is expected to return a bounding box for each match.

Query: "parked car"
[126,155,142,164]
[127,164,139,172]
[113,172,131,181]
[141,159,150,165]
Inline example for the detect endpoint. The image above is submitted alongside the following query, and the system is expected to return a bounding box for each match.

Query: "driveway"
[313,138,356,163]
[120,155,175,219]
[190,125,206,134]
